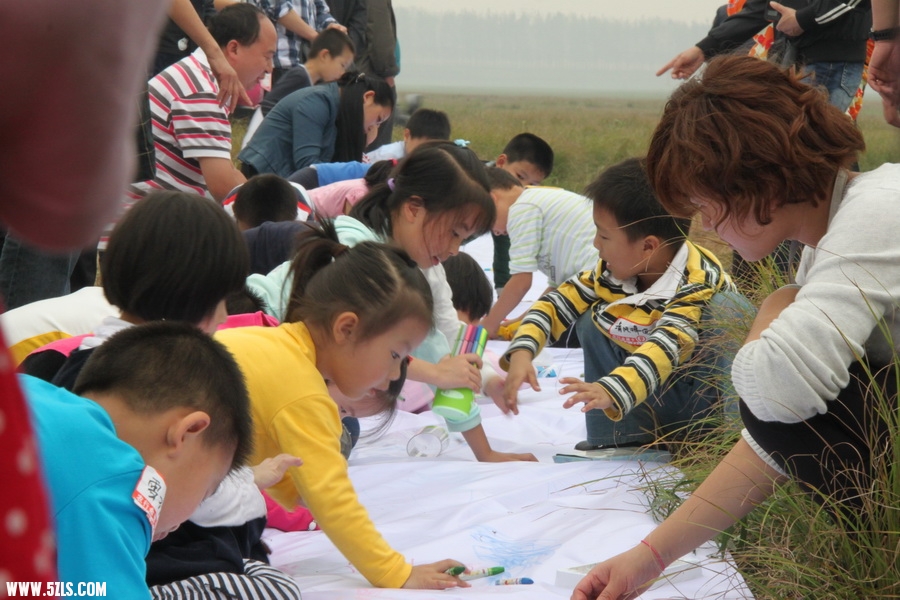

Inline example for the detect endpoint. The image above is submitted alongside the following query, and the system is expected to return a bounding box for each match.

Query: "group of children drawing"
[13,52,900,600]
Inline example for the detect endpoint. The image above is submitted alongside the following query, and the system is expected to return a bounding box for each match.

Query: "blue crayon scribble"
[470,526,561,573]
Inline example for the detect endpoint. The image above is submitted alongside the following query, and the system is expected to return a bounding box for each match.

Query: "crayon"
[445,566,466,576]
[494,577,534,585]
[459,566,505,580]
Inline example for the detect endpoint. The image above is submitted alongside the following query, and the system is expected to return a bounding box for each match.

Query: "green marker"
[445,566,466,576]
[460,566,505,581]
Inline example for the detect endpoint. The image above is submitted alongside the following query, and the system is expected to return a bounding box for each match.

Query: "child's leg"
[149,559,301,600]
[577,311,657,447]
[650,290,755,440]
[580,290,754,448]
[740,359,895,520]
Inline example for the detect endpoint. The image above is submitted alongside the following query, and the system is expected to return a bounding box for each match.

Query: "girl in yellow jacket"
[215,222,468,590]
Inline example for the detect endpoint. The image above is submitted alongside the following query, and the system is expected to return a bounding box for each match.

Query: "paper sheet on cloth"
[263,234,752,598]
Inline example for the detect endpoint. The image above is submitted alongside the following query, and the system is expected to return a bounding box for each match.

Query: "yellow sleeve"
[264,395,412,588]
[501,267,599,369]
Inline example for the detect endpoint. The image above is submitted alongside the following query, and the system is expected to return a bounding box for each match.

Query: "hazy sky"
[398,0,719,25]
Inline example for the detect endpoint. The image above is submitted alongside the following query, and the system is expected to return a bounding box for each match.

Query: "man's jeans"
[804,61,865,113]
[0,234,78,310]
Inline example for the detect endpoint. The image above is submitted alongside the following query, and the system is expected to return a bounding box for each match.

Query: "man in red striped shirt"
[125,4,276,217]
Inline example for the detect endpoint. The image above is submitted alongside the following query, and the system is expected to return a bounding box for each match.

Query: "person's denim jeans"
[579,290,754,447]
[0,234,79,310]
[804,61,864,113]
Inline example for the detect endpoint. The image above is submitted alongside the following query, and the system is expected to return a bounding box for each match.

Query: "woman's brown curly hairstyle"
[646,55,864,228]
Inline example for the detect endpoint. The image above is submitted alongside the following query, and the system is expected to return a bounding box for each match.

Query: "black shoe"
[575,440,602,451]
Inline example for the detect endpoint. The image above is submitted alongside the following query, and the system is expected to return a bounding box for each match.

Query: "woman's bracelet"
[640,539,667,571]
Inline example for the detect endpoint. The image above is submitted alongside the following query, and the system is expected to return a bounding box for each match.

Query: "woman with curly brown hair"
[572,54,900,600]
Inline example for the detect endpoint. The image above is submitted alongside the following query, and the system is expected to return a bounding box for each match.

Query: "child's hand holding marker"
[432,324,489,398]
[430,353,483,391]
[404,561,470,589]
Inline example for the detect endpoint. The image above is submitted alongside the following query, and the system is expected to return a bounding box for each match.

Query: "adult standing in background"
[0,0,250,312]
[225,0,347,85]
[325,0,368,62]
[156,0,216,74]
[659,0,872,114]
[356,0,399,150]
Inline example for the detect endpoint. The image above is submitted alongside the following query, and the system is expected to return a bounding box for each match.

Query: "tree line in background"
[394,9,711,95]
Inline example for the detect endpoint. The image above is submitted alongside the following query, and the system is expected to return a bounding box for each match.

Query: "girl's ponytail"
[284,221,434,339]
[286,220,349,317]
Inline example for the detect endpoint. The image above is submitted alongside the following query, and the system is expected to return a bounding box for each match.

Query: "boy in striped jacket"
[500,158,750,450]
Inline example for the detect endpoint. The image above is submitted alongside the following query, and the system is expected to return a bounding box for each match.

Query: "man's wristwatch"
[870,26,900,41]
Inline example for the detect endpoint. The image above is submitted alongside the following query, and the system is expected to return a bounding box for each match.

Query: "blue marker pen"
[494,577,534,585]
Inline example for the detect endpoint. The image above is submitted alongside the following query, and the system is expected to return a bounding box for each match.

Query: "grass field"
[396,90,897,189]
[377,91,897,272]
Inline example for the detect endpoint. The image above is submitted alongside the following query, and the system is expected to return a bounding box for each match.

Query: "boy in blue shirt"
[24,322,252,599]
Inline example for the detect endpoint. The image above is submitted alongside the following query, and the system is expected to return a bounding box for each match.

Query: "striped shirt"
[507,187,598,287]
[504,241,736,420]
[131,48,232,200]
[106,50,232,248]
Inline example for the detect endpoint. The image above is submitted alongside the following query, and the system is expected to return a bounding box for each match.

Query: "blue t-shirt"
[23,375,159,600]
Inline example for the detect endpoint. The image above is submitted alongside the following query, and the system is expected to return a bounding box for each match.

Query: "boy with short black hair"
[365,108,452,163]
[442,251,493,324]
[488,132,555,292]
[501,157,749,450]
[480,167,597,340]
[492,132,554,187]
[260,27,356,116]
[25,321,252,599]
[231,174,301,230]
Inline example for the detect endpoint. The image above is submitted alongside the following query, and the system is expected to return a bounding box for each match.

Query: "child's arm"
[500,349,540,415]
[263,390,471,588]
[268,395,418,587]
[460,423,537,462]
[438,375,537,461]
[499,270,600,413]
[407,353,483,392]
[500,286,554,329]
[481,272,533,337]
[559,378,616,413]
[252,453,303,490]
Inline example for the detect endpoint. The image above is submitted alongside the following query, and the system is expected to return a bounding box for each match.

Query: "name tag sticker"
[133,466,166,533]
